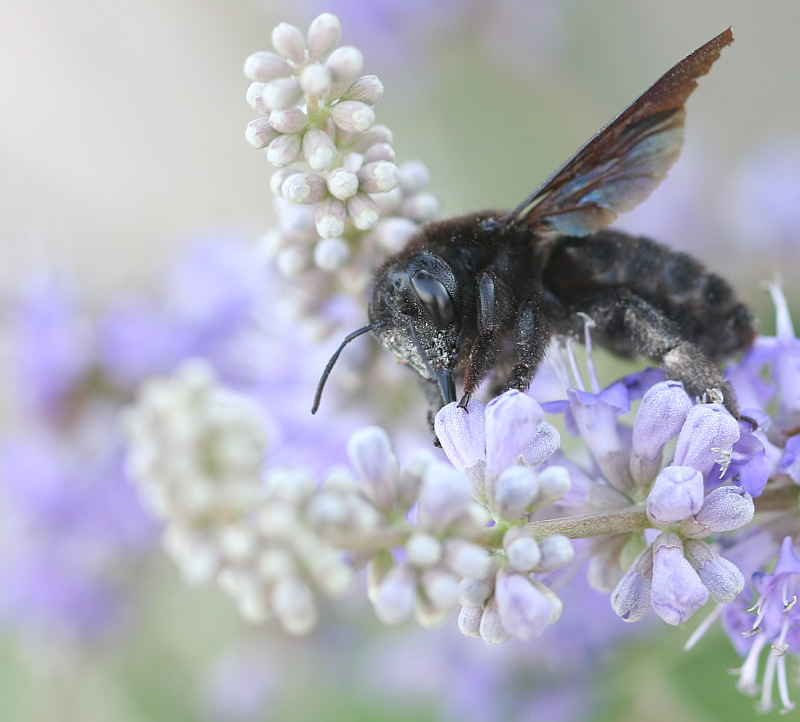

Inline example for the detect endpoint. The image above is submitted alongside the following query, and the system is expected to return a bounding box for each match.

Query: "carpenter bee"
[312,28,755,423]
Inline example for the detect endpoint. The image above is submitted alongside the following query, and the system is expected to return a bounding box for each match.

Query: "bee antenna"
[311,320,388,414]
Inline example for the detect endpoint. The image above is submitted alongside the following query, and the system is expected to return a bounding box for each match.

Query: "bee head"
[367,252,461,405]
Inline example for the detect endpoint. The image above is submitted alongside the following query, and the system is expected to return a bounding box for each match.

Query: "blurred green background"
[1,1,799,720]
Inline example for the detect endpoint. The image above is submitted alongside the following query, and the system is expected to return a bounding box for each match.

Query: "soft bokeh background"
[2,1,800,720]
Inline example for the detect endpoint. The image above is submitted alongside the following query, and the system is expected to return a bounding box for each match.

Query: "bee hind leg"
[562,288,741,417]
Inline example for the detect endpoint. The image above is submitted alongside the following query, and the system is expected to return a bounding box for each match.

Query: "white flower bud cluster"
[124,359,268,524]
[366,459,493,629]
[124,361,366,635]
[245,14,438,282]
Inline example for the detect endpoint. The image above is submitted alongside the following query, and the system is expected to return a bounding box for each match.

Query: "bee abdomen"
[544,230,755,359]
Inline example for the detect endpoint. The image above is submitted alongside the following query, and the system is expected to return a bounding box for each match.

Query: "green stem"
[524,504,650,541]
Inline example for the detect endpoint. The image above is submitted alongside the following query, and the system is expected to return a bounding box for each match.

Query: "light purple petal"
[651,532,708,625]
[485,391,544,473]
[434,400,486,471]
[673,404,740,478]
[495,572,560,641]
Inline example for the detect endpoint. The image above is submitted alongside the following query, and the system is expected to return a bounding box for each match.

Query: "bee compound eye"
[410,269,455,328]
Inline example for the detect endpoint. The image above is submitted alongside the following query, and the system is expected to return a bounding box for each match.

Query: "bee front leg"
[460,272,513,407]
[504,298,551,392]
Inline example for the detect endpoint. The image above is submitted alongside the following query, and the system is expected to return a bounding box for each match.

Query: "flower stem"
[524,504,650,541]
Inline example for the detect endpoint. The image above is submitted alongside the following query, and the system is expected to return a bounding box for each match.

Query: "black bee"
[312,28,755,423]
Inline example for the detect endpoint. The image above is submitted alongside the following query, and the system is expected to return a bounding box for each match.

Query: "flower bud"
[363,142,396,163]
[246,82,269,114]
[505,534,542,573]
[434,400,487,471]
[326,46,364,82]
[417,462,471,531]
[275,246,310,278]
[458,606,483,637]
[269,107,306,134]
[651,532,708,625]
[486,390,545,473]
[373,217,418,253]
[281,172,327,204]
[420,568,459,610]
[370,564,415,625]
[327,167,359,200]
[396,448,433,510]
[272,577,317,635]
[406,532,442,567]
[400,193,440,223]
[330,100,375,133]
[244,51,292,82]
[302,128,337,171]
[630,380,692,484]
[444,539,491,579]
[272,22,306,63]
[299,63,333,97]
[266,133,301,167]
[683,540,744,603]
[399,160,431,192]
[458,577,491,608]
[342,75,384,104]
[261,77,303,111]
[495,572,562,641]
[646,465,704,524]
[611,545,653,622]
[479,599,510,645]
[358,161,400,193]
[346,193,379,230]
[315,197,347,238]
[536,465,571,505]
[673,404,740,478]
[307,13,341,61]
[245,118,278,149]
[681,485,755,537]
[536,535,575,571]
[347,426,399,510]
[491,466,540,520]
[313,237,349,272]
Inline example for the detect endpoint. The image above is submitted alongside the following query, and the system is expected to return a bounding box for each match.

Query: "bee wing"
[514,28,733,239]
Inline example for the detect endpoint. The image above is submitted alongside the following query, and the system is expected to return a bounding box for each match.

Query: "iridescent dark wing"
[509,28,733,239]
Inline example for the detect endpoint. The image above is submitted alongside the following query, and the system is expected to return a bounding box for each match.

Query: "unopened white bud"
[269,107,306,134]
[313,237,350,272]
[327,167,359,200]
[272,22,306,64]
[302,128,337,171]
[358,161,400,193]
[342,75,384,105]
[347,193,379,230]
[406,532,442,567]
[261,77,302,111]
[299,63,333,97]
[246,82,269,114]
[330,101,375,133]
[326,46,364,82]
[536,535,574,571]
[307,13,342,61]
[315,197,347,238]
[244,51,291,82]
[245,118,278,148]
[281,172,327,204]
[266,133,301,167]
